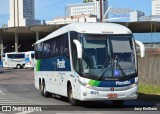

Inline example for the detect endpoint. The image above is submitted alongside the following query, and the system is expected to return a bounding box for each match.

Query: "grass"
[138,83,160,102]
[138,83,160,95]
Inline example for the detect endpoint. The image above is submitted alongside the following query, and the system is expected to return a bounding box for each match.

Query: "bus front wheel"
[22,64,25,69]
[68,85,79,106]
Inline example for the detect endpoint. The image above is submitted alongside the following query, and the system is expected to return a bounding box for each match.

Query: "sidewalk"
[0,67,3,73]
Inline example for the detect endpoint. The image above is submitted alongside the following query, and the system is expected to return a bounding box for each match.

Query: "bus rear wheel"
[40,81,51,97]
[68,85,79,106]
[16,64,21,69]
[22,64,25,69]
[112,100,125,106]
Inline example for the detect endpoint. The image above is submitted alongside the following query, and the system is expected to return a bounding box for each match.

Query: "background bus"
[34,23,145,106]
[25,51,35,69]
[3,52,26,69]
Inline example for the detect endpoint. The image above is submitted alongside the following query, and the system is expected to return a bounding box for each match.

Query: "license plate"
[108,94,118,98]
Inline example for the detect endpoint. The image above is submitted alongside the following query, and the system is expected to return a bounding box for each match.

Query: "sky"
[0,0,152,27]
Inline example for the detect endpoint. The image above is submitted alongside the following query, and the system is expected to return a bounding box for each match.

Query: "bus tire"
[22,64,25,69]
[16,64,21,69]
[112,100,125,106]
[68,85,79,106]
[40,80,51,97]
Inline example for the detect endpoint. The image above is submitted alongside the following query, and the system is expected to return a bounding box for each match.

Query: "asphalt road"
[0,68,159,114]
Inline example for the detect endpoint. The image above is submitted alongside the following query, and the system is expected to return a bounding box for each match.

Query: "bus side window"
[35,43,43,59]
[43,40,52,58]
[63,33,69,58]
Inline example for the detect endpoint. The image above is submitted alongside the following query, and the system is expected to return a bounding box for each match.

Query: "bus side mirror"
[73,39,82,59]
[135,40,145,58]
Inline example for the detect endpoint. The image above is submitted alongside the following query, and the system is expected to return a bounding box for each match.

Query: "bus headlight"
[78,79,92,88]
[130,83,138,88]
[84,83,92,88]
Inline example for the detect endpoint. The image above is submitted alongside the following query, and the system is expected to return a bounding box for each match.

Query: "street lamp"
[150,16,153,48]
[32,43,34,47]
[103,6,112,22]
[18,44,21,48]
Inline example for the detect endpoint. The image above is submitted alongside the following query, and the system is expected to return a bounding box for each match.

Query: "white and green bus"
[34,23,145,106]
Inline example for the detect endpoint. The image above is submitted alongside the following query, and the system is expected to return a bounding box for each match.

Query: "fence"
[138,54,160,86]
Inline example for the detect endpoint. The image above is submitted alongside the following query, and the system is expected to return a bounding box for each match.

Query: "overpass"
[0,24,66,55]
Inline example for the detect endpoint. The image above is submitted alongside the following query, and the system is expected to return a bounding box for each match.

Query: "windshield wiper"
[114,60,126,77]
[97,58,110,80]
[97,59,126,80]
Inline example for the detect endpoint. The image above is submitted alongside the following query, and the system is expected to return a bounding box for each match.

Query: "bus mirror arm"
[73,40,82,59]
[135,40,145,58]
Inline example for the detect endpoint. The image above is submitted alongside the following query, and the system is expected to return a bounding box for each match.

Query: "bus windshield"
[80,34,136,80]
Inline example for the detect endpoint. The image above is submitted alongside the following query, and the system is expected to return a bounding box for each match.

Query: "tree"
[83,0,94,3]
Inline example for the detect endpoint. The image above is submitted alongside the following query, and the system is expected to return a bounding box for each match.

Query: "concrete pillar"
[0,35,3,60]
[36,32,39,41]
[15,33,18,52]
[154,25,157,32]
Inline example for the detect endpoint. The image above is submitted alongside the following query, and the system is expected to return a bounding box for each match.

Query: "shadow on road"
[47,93,159,111]
[138,93,160,103]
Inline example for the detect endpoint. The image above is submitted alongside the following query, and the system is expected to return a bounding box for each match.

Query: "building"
[95,0,108,20]
[46,15,97,25]
[66,2,95,16]
[134,0,160,22]
[8,0,41,27]
[130,10,145,22]
[131,0,160,22]
[139,15,160,22]
[66,0,108,20]
[152,0,160,15]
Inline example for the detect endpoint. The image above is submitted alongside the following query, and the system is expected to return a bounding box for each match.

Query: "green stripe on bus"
[88,80,95,85]
[36,60,41,71]
[88,80,101,87]
[93,81,100,86]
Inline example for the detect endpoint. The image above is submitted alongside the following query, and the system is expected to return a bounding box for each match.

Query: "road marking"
[0,97,9,100]
[0,90,6,95]
[14,111,34,114]
[0,104,26,105]
[0,101,25,104]
[0,97,25,105]
[0,99,27,105]
[0,89,29,105]
[0,99,15,101]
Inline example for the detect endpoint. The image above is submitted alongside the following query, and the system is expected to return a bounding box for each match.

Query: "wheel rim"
[17,65,20,69]
[41,83,44,92]
[22,65,25,68]
[43,84,46,94]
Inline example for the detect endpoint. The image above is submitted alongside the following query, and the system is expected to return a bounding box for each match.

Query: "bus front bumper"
[79,85,138,101]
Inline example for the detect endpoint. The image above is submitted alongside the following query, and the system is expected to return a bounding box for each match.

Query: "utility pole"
[100,0,103,22]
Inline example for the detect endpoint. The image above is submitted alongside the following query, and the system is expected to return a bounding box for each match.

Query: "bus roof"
[36,23,132,44]
[5,52,26,54]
